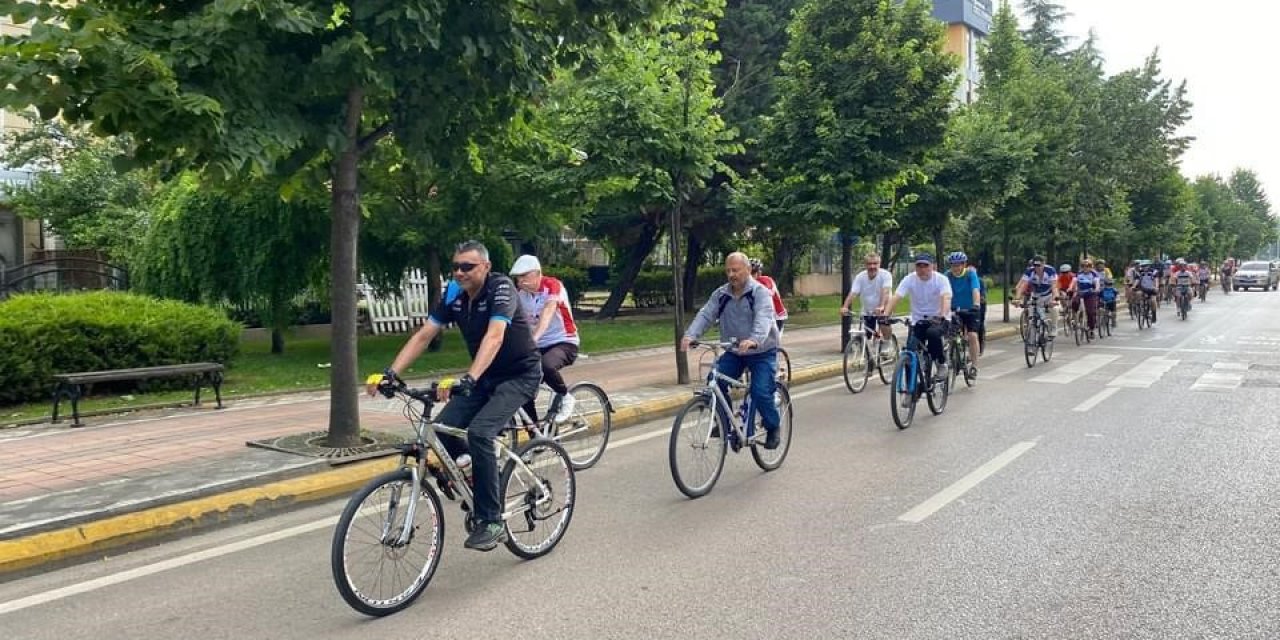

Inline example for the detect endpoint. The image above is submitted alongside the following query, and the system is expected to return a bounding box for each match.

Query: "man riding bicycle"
[1172,258,1195,312]
[1015,256,1060,338]
[1136,262,1159,323]
[510,254,580,424]
[944,251,981,376]
[371,240,541,552]
[680,252,782,450]
[840,252,894,357]
[883,254,953,381]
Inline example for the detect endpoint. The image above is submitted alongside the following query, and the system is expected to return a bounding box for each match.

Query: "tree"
[1021,0,1070,60]
[1,0,663,447]
[134,174,330,354]
[762,0,956,346]
[1,117,152,264]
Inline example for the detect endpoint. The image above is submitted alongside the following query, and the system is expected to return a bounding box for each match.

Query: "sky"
[1037,0,1278,202]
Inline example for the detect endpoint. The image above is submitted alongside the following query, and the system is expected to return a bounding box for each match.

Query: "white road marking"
[1031,354,1119,385]
[1072,387,1121,412]
[1213,362,1250,371]
[606,426,672,449]
[897,441,1038,524]
[791,382,848,399]
[0,517,337,616]
[1190,370,1245,392]
[984,359,1034,380]
[1107,357,1179,388]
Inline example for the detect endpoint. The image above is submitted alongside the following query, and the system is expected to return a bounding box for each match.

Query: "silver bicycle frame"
[696,346,764,445]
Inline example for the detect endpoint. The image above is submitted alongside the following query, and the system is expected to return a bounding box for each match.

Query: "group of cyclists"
[367,239,1235,554]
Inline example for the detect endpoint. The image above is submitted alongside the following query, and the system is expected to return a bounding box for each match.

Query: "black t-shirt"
[430,274,540,382]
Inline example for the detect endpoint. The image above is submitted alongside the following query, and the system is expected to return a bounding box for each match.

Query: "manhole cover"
[247,430,406,458]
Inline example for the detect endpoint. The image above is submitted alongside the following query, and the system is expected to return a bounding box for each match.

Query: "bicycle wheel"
[927,360,948,415]
[877,334,900,385]
[1024,320,1039,368]
[554,382,612,470]
[776,347,792,384]
[500,438,575,559]
[947,341,962,391]
[890,354,916,430]
[668,395,728,498]
[1018,309,1030,342]
[751,384,792,471]
[843,335,870,394]
[1073,310,1084,346]
[1041,326,1055,362]
[332,469,444,617]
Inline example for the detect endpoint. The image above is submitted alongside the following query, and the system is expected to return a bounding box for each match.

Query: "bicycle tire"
[1018,309,1030,342]
[1041,327,1055,362]
[332,469,444,617]
[947,341,962,391]
[927,360,948,416]
[501,437,576,559]
[890,354,916,429]
[843,335,870,394]
[751,384,792,471]
[668,395,728,498]
[776,347,792,384]
[1024,319,1039,368]
[877,333,900,385]
[555,382,612,470]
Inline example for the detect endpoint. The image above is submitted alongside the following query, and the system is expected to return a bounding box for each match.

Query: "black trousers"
[522,342,578,422]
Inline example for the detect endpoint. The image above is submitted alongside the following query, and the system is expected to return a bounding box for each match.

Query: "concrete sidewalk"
[0,318,1019,575]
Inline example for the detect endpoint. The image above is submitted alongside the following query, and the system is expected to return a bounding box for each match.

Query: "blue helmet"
[947,251,968,265]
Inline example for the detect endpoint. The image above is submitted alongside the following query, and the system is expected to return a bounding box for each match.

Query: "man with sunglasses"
[370,241,541,552]
[1015,256,1060,338]
[882,254,953,382]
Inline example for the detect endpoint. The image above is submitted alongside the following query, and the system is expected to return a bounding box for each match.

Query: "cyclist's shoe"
[763,429,781,450]
[553,393,577,423]
[967,365,978,379]
[934,363,948,382]
[464,521,508,552]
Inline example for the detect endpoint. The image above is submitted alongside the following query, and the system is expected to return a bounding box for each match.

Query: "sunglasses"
[452,262,481,273]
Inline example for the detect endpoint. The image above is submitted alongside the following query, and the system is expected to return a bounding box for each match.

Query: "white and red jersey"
[517,276,579,348]
[755,275,788,321]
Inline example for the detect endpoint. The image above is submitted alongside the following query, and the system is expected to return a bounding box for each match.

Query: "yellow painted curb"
[0,458,398,575]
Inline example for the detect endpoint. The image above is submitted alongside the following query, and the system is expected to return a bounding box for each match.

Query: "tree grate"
[246,430,406,459]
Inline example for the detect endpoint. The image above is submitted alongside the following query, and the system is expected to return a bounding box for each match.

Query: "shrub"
[551,266,590,310]
[0,291,241,405]
[630,269,676,308]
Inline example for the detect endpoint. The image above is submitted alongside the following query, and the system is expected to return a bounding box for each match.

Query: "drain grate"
[247,430,406,459]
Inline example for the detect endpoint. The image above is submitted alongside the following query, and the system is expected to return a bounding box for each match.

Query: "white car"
[1232,261,1278,291]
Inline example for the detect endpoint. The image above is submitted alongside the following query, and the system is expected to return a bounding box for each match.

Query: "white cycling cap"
[510,255,542,275]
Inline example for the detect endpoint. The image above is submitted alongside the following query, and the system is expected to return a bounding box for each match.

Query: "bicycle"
[1018,297,1055,368]
[945,317,975,391]
[669,340,793,499]
[1069,298,1092,346]
[1175,286,1192,321]
[508,381,614,470]
[888,317,950,429]
[332,376,576,616]
[1221,274,1231,295]
[1197,280,1208,302]
[1097,302,1114,338]
[841,313,900,394]
[697,342,791,385]
[1132,291,1154,330]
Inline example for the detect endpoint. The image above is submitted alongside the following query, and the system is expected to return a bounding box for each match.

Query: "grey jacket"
[685,278,779,353]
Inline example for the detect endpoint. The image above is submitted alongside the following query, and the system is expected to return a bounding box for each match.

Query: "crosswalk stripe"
[1190,370,1245,391]
[1107,357,1179,388]
[1030,354,1120,385]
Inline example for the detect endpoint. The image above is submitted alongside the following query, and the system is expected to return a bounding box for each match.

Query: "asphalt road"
[2,289,1278,639]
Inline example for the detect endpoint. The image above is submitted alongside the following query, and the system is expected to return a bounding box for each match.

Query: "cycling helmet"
[1060,264,1072,272]
[947,251,968,265]
[748,258,763,273]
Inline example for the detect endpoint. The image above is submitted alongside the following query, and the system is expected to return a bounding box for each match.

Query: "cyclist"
[1136,261,1160,324]
[680,252,782,450]
[510,254,580,424]
[944,251,981,376]
[1172,258,1195,313]
[971,263,989,356]
[1070,259,1102,337]
[1096,258,1114,281]
[1015,256,1060,338]
[1221,257,1235,284]
[1197,260,1212,295]
[1100,276,1119,324]
[1056,264,1075,309]
[839,252,894,357]
[370,241,541,552]
[882,253,953,381]
[1124,260,1139,303]
[749,258,789,334]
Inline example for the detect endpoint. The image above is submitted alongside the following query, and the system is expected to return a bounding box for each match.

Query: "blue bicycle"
[888,318,950,429]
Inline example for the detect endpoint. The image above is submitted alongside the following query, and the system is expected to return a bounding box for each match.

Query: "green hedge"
[0,292,241,405]
[551,266,589,310]
[630,267,726,308]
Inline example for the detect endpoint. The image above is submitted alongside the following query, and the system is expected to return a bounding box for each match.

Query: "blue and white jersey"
[1020,266,1058,297]
[1076,270,1100,296]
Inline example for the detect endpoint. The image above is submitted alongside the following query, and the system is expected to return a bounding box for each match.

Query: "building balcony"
[931,0,993,35]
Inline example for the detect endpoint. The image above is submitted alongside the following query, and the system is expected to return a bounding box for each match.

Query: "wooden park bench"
[52,363,225,427]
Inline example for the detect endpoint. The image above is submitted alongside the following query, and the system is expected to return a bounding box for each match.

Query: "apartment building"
[931,0,993,104]
[1,14,45,269]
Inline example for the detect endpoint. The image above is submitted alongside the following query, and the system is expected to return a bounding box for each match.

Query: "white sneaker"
[554,393,577,423]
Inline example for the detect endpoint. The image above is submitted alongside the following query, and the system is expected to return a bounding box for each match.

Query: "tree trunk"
[596,220,661,320]
[271,329,285,355]
[932,226,945,268]
[682,232,702,312]
[772,236,797,296]
[1002,227,1012,323]
[426,245,443,352]
[670,206,688,385]
[840,227,854,350]
[326,86,365,449]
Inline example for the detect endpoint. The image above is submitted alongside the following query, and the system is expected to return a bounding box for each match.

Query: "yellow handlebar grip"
[365,373,384,385]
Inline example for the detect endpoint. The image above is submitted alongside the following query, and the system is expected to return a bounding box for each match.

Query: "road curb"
[0,326,1023,575]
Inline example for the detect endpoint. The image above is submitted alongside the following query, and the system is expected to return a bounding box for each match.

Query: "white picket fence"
[359,269,438,335]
